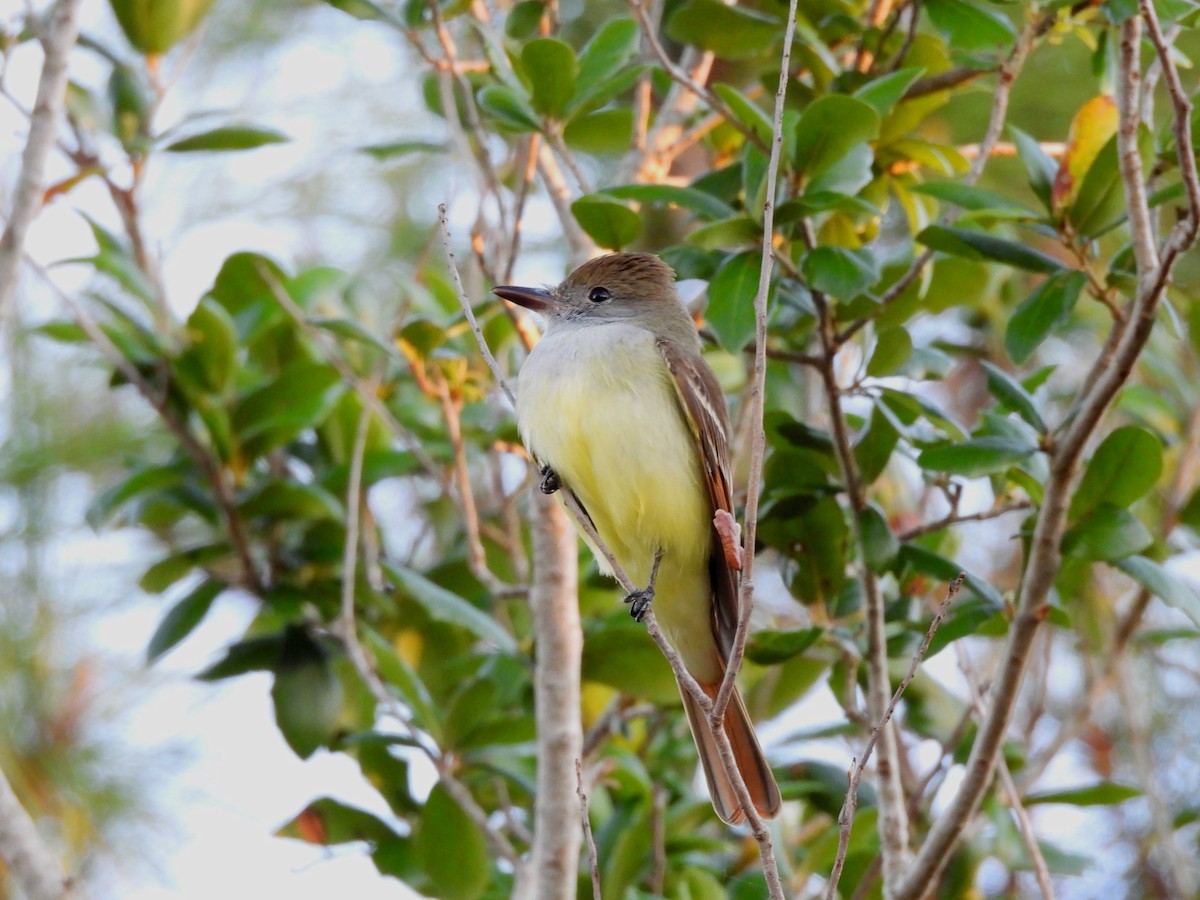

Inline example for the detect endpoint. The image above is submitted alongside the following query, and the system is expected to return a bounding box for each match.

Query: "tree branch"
[0,765,74,900]
[0,0,85,329]
[825,575,963,900]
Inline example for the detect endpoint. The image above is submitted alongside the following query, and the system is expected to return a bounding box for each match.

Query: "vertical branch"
[576,762,603,900]
[711,0,800,722]
[0,766,73,900]
[895,9,1200,895]
[0,0,85,328]
[440,211,582,897]
[526,489,583,899]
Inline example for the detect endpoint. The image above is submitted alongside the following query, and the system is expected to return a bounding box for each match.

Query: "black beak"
[492,284,560,312]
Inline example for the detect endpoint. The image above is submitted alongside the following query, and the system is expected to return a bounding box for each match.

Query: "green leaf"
[802,246,879,301]
[917,437,1035,477]
[196,634,284,681]
[147,579,224,662]
[981,360,1046,433]
[278,797,398,845]
[686,215,760,250]
[665,0,783,60]
[443,679,498,749]
[232,360,343,450]
[712,83,773,146]
[239,480,342,521]
[476,85,540,131]
[1069,126,1153,237]
[860,503,899,571]
[601,184,736,220]
[1069,426,1163,521]
[1011,125,1059,210]
[853,67,925,116]
[362,627,441,737]
[87,463,184,528]
[898,544,1004,606]
[572,18,639,110]
[792,96,880,180]
[164,125,289,152]
[521,38,577,118]
[417,783,491,900]
[706,251,762,351]
[917,225,1066,274]
[866,326,912,377]
[563,108,634,154]
[1062,503,1153,562]
[385,564,517,651]
[140,544,228,593]
[1115,556,1200,629]
[925,0,1015,52]
[854,403,900,483]
[175,296,238,396]
[570,195,641,249]
[1005,271,1087,364]
[912,182,1034,216]
[583,621,679,705]
[359,139,445,160]
[745,627,823,664]
[272,628,343,760]
[505,1,544,38]
[1025,783,1142,807]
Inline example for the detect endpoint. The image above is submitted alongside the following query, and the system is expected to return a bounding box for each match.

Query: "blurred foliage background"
[4,0,1200,897]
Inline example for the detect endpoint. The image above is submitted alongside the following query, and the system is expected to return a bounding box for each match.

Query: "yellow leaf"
[1053,95,1118,213]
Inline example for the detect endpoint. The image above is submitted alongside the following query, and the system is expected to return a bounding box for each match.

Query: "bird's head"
[493,253,689,335]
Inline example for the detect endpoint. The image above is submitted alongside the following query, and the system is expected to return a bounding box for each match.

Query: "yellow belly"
[516,323,720,679]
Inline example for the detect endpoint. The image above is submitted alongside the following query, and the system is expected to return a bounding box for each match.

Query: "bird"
[493,252,781,825]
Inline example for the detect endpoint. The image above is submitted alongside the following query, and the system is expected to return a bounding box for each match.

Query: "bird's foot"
[539,465,560,495]
[624,587,654,622]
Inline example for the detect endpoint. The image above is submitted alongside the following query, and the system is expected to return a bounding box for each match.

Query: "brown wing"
[657,340,740,658]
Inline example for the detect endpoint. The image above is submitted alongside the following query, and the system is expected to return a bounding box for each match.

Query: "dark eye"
[588,286,611,303]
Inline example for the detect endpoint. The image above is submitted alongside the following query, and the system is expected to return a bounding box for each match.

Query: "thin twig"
[576,760,603,900]
[437,204,517,406]
[955,645,1054,900]
[0,0,84,330]
[712,0,800,723]
[898,500,1032,541]
[625,0,769,155]
[825,575,963,900]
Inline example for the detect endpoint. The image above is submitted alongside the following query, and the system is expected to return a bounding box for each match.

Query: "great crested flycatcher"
[493,252,781,825]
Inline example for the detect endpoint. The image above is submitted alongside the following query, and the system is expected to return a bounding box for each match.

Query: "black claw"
[625,588,654,622]
[539,465,561,495]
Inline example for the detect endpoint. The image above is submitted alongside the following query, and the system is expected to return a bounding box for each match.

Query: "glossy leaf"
[165,125,289,152]
[917,437,1036,477]
[386,564,517,651]
[981,360,1046,433]
[522,38,577,118]
[1011,125,1058,210]
[572,18,639,110]
[860,503,899,571]
[147,579,224,662]
[1069,426,1163,521]
[476,85,540,131]
[271,628,343,760]
[1062,503,1153,562]
[563,108,634,153]
[1052,95,1119,212]
[745,627,823,664]
[1005,270,1087,364]
[802,246,879,301]
[925,0,1016,52]
[1068,125,1151,237]
[571,195,641,249]
[417,782,490,900]
[866,326,912,376]
[665,0,783,59]
[793,96,880,180]
[600,184,736,220]
[706,251,763,351]
[918,225,1065,273]
[712,83,773,146]
[853,67,925,116]
[1025,783,1142,807]
[1115,555,1200,629]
